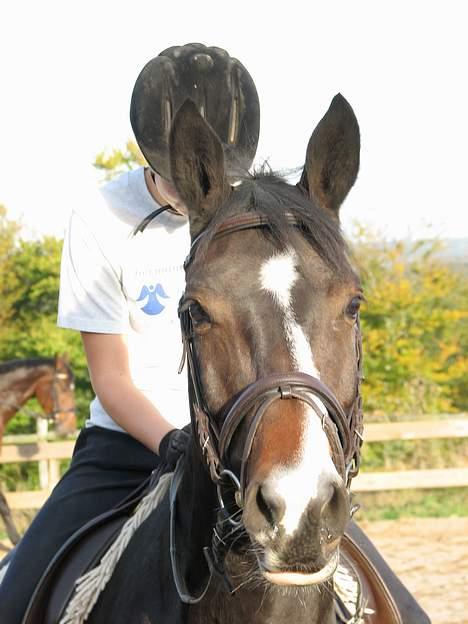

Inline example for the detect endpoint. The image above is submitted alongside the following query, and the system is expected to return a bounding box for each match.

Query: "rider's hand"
[158,427,190,471]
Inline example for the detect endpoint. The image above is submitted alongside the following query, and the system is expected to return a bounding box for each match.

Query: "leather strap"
[342,532,403,624]
[184,212,301,269]
[219,372,351,462]
[169,458,213,604]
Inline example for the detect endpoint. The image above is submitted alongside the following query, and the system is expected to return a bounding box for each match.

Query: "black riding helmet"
[130,43,260,180]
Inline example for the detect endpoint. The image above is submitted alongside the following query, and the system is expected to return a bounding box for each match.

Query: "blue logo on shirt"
[136,283,169,315]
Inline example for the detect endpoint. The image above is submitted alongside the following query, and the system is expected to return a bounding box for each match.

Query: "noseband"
[172,212,364,604]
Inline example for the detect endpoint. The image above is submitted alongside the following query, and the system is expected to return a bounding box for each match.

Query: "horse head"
[35,354,77,436]
[171,95,362,590]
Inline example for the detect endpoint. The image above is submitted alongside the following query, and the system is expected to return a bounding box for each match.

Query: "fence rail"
[1,415,467,510]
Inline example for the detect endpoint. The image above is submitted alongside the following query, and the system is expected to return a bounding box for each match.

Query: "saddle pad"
[21,472,156,624]
[23,515,128,624]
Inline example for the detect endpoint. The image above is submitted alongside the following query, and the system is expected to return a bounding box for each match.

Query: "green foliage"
[0,209,92,435]
[4,237,61,319]
[0,205,21,328]
[1,462,40,492]
[353,231,468,417]
[355,487,468,521]
[361,438,468,471]
[93,140,146,181]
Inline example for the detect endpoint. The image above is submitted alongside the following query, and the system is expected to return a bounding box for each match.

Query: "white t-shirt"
[57,167,191,432]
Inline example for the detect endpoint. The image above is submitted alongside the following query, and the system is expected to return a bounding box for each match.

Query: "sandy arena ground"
[361,517,468,624]
[2,516,467,623]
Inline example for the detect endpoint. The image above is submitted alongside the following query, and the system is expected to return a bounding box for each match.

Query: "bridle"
[1,367,75,425]
[180,212,364,489]
[172,211,364,603]
[47,370,76,423]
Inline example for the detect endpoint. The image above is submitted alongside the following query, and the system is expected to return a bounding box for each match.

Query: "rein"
[172,211,364,604]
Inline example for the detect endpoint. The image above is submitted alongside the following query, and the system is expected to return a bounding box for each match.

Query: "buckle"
[279,384,293,399]
[216,469,243,527]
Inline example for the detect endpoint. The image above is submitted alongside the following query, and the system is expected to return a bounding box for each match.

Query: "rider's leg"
[0,425,159,624]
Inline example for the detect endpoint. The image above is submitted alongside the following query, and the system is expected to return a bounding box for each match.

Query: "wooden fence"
[1,415,467,510]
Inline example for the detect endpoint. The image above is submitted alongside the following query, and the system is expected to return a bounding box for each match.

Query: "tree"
[0,210,92,432]
[93,140,146,181]
[0,205,21,329]
[354,232,468,417]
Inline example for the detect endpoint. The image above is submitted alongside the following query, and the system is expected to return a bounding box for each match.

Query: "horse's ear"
[55,353,68,368]
[170,99,229,238]
[298,94,360,220]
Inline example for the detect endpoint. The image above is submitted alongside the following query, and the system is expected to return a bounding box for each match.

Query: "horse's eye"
[345,296,363,320]
[189,302,211,331]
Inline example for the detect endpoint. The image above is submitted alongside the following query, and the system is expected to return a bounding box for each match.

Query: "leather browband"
[184,212,302,269]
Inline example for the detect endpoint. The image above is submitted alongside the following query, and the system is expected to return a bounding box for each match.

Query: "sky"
[1,0,467,241]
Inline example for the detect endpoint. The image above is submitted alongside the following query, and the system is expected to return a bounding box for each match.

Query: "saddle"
[21,474,154,624]
[20,479,430,624]
[338,525,430,624]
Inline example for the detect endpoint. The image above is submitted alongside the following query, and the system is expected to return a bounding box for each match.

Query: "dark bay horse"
[0,354,76,544]
[85,94,365,624]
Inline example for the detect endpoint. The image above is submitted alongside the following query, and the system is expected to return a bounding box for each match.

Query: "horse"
[0,353,76,444]
[80,94,365,624]
[0,353,76,544]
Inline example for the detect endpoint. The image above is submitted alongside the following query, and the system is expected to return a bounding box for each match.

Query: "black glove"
[158,427,190,471]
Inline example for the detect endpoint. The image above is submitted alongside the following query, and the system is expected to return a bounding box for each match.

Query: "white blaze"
[260,252,319,376]
[259,251,341,536]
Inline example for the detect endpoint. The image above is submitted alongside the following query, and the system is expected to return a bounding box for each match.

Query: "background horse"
[0,354,76,544]
[86,94,364,624]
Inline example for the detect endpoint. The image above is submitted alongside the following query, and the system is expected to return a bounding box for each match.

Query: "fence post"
[36,418,49,491]
[48,459,60,490]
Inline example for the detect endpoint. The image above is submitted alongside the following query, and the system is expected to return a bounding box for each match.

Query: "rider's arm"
[81,331,174,454]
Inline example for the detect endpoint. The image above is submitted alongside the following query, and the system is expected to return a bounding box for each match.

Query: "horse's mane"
[0,357,73,379]
[202,168,351,274]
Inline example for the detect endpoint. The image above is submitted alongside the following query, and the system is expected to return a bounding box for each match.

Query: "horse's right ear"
[170,99,230,238]
[298,94,360,221]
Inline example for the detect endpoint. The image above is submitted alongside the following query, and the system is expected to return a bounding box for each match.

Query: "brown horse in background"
[0,354,76,544]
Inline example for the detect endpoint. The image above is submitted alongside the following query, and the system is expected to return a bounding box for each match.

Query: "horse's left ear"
[55,353,68,368]
[299,94,360,220]
[170,99,230,238]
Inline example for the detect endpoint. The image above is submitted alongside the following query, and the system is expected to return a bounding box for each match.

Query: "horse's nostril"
[319,481,349,537]
[320,483,338,516]
[256,484,285,528]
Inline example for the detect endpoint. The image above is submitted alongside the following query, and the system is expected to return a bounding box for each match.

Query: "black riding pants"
[0,425,160,624]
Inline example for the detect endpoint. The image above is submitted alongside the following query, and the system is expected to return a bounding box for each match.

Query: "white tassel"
[334,561,372,624]
[0,561,9,586]
[59,472,172,624]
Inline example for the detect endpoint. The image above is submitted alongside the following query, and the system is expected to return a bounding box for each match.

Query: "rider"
[0,43,260,624]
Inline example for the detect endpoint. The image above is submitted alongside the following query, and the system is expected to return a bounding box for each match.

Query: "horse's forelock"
[195,169,351,275]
